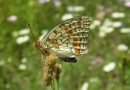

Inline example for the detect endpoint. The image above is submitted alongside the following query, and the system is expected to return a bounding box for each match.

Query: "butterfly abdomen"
[58,57,77,63]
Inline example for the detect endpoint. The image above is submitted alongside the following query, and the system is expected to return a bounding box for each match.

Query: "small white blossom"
[111,12,125,18]
[100,26,114,33]
[18,64,27,70]
[38,0,50,4]
[61,13,73,21]
[93,20,101,26]
[7,15,17,22]
[90,20,101,29]
[120,28,130,33]
[103,62,116,72]
[53,0,61,7]
[80,82,89,90]
[105,27,114,33]
[99,31,106,38]
[21,58,27,63]
[98,18,115,38]
[67,6,85,12]
[117,44,128,51]
[112,21,122,28]
[67,6,74,12]
[124,1,130,7]
[103,19,113,27]
[16,35,30,44]
[0,60,5,66]
[100,26,107,32]
[90,24,95,29]
[18,28,30,35]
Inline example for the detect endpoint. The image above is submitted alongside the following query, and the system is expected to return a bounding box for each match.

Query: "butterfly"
[33,16,90,63]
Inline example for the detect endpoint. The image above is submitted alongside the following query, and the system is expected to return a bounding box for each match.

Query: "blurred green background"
[0,0,130,90]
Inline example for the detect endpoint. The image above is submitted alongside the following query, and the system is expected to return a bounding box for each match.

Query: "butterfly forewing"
[41,16,90,59]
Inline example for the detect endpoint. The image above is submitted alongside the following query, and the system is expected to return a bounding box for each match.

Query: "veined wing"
[41,16,90,58]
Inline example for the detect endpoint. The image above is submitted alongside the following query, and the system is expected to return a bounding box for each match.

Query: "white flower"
[39,29,48,41]
[111,12,125,18]
[67,6,74,12]
[99,26,107,32]
[105,27,114,33]
[98,18,115,38]
[21,58,27,63]
[120,28,130,33]
[99,31,106,38]
[16,35,30,44]
[53,0,61,7]
[18,64,27,70]
[61,13,73,21]
[38,0,50,4]
[90,24,95,29]
[67,6,85,12]
[90,20,101,29]
[103,19,113,27]
[112,21,122,28]
[18,28,30,35]
[103,62,116,72]
[117,44,128,51]
[100,26,114,33]
[0,60,5,66]
[124,1,130,7]
[93,20,101,26]
[7,15,17,22]
[80,82,89,90]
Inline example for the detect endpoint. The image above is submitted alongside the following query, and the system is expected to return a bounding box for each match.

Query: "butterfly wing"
[41,16,90,60]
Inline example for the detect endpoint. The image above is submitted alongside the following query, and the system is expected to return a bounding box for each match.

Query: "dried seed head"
[42,54,58,86]
[43,71,53,86]
[54,64,62,81]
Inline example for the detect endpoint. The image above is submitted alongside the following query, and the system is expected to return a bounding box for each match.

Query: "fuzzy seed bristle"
[42,54,58,86]
[54,64,62,82]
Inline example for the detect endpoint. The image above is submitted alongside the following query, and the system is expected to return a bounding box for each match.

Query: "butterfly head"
[33,41,41,49]
[33,41,50,55]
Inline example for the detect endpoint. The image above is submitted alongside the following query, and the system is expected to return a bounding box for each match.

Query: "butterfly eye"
[44,50,48,53]
[44,49,49,55]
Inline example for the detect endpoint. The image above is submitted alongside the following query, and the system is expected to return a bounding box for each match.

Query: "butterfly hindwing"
[41,16,90,59]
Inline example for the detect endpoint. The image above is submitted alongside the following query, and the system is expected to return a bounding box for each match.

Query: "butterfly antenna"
[28,24,36,42]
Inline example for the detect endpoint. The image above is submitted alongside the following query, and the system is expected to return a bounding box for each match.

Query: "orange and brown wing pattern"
[41,16,90,58]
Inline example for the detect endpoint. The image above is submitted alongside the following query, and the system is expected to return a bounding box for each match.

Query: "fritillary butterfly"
[34,16,90,63]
